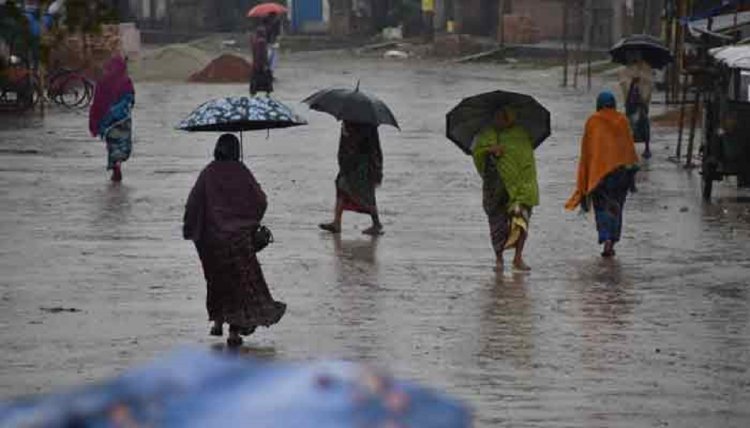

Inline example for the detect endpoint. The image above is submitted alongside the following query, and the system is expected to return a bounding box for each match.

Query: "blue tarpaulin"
[0,349,472,428]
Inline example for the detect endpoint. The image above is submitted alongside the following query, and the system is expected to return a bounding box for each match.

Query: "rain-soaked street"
[2,52,750,427]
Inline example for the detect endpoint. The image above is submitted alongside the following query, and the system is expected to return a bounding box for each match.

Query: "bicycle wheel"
[23,75,41,110]
[58,73,89,108]
[77,78,95,108]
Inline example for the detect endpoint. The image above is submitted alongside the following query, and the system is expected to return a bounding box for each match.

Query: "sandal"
[210,323,223,337]
[319,223,341,234]
[226,335,243,348]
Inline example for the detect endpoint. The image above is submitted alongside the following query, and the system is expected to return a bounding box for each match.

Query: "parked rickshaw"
[701,44,750,200]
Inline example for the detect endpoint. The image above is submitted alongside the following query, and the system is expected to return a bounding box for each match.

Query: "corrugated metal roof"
[710,44,750,69]
[689,10,750,32]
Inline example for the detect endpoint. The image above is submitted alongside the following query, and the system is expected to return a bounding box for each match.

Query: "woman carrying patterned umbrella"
[183,134,286,347]
[89,55,135,182]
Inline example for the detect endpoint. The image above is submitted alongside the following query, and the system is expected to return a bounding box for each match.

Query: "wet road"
[2,53,750,427]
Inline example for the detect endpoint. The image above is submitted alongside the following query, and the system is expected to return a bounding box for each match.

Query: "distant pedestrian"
[89,54,135,182]
[319,121,384,236]
[250,26,273,95]
[566,92,639,257]
[618,51,653,158]
[472,107,539,272]
[263,12,282,72]
[183,134,286,347]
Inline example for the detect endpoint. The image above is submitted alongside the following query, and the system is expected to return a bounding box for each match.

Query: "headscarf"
[89,55,135,137]
[596,91,616,111]
[183,138,266,243]
[214,133,240,161]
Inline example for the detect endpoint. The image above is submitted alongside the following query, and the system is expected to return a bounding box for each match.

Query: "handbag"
[252,225,274,253]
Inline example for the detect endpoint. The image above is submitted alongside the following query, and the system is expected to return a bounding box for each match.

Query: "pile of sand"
[188,54,253,83]
[131,44,211,81]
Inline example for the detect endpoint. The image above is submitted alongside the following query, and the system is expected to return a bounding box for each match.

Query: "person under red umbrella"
[246,2,287,19]
[249,26,273,95]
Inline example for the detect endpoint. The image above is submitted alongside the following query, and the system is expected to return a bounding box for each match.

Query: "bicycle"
[31,67,94,109]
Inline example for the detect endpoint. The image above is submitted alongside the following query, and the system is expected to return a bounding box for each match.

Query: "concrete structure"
[289,0,329,34]
[444,0,647,47]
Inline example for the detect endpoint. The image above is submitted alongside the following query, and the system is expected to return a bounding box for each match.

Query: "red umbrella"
[247,2,288,18]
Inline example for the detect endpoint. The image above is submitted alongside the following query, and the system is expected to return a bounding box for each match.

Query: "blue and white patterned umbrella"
[176,96,307,132]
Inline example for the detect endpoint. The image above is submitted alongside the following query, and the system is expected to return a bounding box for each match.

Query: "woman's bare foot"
[601,241,615,257]
[512,258,531,272]
[495,258,504,272]
[111,163,122,182]
[319,223,341,234]
[227,325,243,347]
[362,224,383,236]
[210,322,223,337]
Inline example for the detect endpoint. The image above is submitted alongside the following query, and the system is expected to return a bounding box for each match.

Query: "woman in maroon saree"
[250,26,273,95]
[183,134,285,347]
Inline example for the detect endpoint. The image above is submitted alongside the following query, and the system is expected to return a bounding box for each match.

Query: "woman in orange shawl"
[566,92,639,257]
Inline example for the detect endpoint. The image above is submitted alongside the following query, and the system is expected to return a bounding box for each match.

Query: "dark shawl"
[183,161,267,243]
[338,123,383,185]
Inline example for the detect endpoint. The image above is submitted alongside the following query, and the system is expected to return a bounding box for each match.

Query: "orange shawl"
[565,108,639,210]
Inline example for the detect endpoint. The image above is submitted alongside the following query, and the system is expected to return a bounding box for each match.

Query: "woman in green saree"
[472,108,539,272]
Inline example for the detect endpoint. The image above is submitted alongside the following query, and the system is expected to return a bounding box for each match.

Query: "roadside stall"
[701,44,750,199]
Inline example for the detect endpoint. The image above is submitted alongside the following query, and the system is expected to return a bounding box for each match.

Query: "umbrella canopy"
[0,349,472,428]
[446,90,551,155]
[302,84,400,129]
[610,34,673,69]
[176,96,306,133]
[247,2,288,18]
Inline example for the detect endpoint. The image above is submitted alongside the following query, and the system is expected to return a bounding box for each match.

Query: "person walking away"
[250,26,273,95]
[472,108,539,272]
[183,134,286,347]
[566,92,639,257]
[263,12,281,73]
[618,51,653,158]
[319,121,384,236]
[89,55,135,182]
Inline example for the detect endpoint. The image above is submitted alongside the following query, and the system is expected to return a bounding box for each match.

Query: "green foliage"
[61,0,118,35]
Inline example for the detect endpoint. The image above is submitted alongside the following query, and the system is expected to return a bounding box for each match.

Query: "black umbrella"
[610,34,673,69]
[446,90,551,155]
[302,82,399,129]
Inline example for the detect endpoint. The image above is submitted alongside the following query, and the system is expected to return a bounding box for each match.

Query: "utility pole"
[584,0,592,91]
[498,0,506,47]
[562,0,570,87]
[573,0,583,89]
